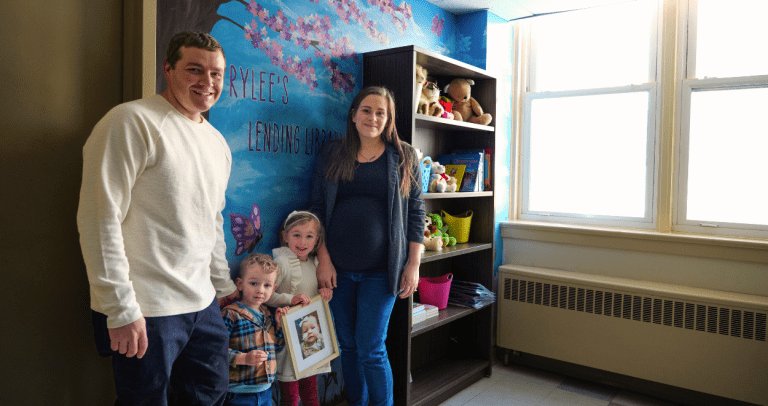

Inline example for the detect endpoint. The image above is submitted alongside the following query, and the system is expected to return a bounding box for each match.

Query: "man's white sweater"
[77,95,236,328]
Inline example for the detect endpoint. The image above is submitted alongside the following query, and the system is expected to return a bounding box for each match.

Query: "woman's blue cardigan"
[309,139,425,297]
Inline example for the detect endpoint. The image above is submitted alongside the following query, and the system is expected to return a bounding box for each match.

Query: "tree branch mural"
[232,0,413,93]
[156,0,415,95]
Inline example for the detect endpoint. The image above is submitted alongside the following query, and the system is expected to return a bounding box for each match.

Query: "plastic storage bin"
[418,273,453,309]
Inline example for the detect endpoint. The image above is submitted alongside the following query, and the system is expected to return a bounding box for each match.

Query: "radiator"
[498,265,768,406]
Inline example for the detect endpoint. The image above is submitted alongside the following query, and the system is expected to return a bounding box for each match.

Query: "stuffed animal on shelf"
[414,64,427,113]
[427,213,457,247]
[422,215,444,251]
[418,81,445,117]
[428,161,448,193]
[438,96,454,120]
[445,174,458,192]
[444,78,492,126]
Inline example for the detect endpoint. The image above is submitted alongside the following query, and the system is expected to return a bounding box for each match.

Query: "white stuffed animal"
[429,161,448,193]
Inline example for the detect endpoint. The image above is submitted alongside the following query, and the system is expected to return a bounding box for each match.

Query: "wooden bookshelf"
[364,45,496,406]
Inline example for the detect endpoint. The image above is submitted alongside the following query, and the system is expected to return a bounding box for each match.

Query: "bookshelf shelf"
[415,115,495,132]
[410,357,490,406]
[411,303,492,336]
[364,45,496,406]
[420,243,491,263]
[423,191,493,199]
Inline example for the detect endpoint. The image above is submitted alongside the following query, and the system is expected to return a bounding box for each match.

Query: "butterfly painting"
[431,15,444,37]
[229,203,264,255]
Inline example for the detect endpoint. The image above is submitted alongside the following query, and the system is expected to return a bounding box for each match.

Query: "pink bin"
[418,273,453,309]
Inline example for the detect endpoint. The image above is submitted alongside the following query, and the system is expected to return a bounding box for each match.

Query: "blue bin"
[420,156,432,193]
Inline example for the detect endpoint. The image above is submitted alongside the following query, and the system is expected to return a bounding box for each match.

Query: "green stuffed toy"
[427,213,457,247]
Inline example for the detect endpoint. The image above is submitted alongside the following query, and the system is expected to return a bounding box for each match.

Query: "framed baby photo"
[281,295,339,379]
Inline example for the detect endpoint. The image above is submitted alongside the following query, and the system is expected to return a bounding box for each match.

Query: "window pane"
[531,1,654,91]
[528,92,649,217]
[686,87,768,225]
[695,0,768,79]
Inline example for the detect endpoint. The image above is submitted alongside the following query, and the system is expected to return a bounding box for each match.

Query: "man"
[77,31,239,405]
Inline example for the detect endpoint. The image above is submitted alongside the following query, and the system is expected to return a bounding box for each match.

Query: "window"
[675,0,768,238]
[520,1,659,228]
[515,0,768,239]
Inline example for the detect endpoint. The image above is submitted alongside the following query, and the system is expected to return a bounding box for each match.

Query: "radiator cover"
[498,265,768,406]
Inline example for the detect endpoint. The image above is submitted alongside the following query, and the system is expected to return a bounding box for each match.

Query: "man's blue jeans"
[329,271,396,406]
[92,298,229,406]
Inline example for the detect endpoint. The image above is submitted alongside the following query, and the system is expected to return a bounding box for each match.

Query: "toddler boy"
[222,253,290,406]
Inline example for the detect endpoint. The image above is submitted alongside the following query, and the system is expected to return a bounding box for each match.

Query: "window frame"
[517,0,663,229]
[512,0,768,241]
[672,0,768,238]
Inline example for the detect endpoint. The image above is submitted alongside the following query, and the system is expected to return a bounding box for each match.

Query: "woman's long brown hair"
[324,86,416,197]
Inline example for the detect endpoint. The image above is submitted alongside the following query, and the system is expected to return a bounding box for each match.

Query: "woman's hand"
[316,243,337,289]
[399,261,420,299]
[399,241,422,298]
[319,287,333,301]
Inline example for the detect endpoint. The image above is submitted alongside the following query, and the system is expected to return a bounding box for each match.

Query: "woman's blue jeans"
[329,271,396,406]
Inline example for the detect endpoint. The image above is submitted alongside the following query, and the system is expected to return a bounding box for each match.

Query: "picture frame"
[281,295,339,379]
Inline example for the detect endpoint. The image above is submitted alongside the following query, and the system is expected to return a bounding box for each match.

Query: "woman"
[309,86,425,406]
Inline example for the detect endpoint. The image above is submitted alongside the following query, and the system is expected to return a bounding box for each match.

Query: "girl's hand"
[291,294,311,307]
[399,262,420,299]
[319,287,333,302]
[274,306,291,329]
[241,349,267,366]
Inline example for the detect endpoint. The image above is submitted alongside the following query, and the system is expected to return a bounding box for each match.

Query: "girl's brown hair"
[324,86,417,197]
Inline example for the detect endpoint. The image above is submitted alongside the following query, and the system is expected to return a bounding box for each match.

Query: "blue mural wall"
[200,0,462,275]
[157,1,512,404]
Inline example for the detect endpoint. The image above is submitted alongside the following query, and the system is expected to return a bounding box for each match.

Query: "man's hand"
[109,317,148,358]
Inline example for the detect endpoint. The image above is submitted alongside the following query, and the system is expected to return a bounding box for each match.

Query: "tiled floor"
[439,363,680,406]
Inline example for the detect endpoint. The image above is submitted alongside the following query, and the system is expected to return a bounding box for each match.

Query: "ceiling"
[423,0,635,21]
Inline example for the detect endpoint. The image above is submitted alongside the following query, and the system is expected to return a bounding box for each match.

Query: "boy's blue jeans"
[224,389,272,406]
[329,271,396,406]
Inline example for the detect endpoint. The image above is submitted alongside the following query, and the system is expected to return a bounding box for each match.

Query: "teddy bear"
[422,215,444,251]
[445,174,458,192]
[418,81,444,117]
[414,64,428,113]
[428,161,448,193]
[443,78,492,126]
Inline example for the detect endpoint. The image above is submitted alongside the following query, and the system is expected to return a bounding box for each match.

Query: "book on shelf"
[484,148,492,191]
[436,151,483,192]
[412,302,439,325]
[412,311,427,325]
[421,303,439,319]
[412,302,425,315]
[443,164,466,190]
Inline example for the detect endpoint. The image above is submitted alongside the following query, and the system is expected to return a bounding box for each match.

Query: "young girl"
[266,211,333,406]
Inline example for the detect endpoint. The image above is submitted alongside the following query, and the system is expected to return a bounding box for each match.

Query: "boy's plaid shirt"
[222,302,285,385]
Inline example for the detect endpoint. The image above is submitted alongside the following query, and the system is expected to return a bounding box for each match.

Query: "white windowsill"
[500,220,768,265]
